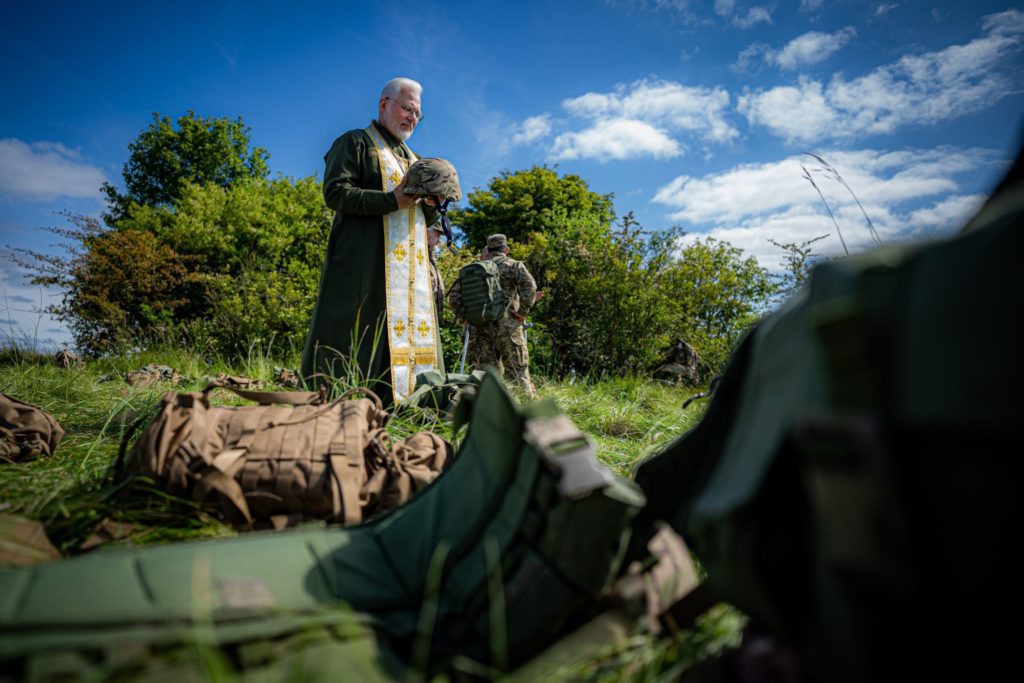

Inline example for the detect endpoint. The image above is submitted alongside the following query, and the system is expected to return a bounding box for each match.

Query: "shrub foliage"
[13,117,778,377]
[444,169,776,379]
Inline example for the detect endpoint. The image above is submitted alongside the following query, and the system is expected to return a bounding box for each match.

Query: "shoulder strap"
[203,384,324,406]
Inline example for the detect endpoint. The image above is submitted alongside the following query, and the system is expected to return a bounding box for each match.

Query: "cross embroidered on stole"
[365,126,440,400]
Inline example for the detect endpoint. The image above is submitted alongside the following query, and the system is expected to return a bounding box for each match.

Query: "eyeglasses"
[384,97,424,123]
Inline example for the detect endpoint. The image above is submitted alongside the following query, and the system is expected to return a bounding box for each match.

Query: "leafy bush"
[17,177,329,357]
[11,115,777,375]
[668,237,776,374]
[450,165,778,380]
[139,177,331,355]
[451,165,615,250]
[102,111,270,222]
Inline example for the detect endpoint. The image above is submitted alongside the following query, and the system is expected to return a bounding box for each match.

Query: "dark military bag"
[458,257,507,325]
[398,369,486,418]
[634,152,1024,683]
[0,393,65,463]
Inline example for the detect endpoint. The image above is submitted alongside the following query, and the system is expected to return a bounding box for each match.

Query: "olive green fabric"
[1,371,643,678]
[300,120,442,405]
[634,158,1024,683]
[397,369,486,417]
[457,257,508,325]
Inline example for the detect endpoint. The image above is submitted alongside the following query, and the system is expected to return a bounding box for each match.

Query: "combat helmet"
[404,157,462,253]
[403,157,462,202]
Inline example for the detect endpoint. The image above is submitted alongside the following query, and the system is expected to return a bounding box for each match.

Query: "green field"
[0,347,744,680]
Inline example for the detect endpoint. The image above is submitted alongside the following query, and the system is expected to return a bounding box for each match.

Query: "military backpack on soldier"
[458,257,507,325]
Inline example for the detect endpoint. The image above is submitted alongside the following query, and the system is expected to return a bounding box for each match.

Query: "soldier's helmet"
[403,158,463,202]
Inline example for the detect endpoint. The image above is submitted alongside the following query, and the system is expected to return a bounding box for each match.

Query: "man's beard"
[381,114,413,141]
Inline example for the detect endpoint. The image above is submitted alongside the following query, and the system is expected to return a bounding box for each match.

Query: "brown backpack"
[119,384,451,529]
[1,393,65,463]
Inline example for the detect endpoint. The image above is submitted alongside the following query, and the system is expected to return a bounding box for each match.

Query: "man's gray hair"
[380,77,423,100]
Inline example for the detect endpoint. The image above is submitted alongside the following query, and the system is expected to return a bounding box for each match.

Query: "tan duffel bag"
[1,393,65,463]
[117,384,451,529]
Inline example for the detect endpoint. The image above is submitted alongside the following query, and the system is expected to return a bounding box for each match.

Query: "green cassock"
[301,120,443,406]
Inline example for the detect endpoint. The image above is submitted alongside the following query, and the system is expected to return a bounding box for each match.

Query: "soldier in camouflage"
[448,234,539,398]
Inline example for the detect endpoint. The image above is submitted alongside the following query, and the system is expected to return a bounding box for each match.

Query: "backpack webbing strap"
[513,525,713,676]
[328,403,365,526]
[192,467,254,527]
[275,459,296,501]
[525,414,611,499]
[203,384,323,406]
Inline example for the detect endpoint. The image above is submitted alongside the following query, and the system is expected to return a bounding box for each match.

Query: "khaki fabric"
[122,385,451,529]
[0,514,61,567]
[1,393,65,462]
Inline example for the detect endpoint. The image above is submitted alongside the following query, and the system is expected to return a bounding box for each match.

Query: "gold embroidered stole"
[365,126,440,401]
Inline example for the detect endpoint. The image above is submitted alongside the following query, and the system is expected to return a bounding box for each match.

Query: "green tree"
[446,167,780,380]
[768,234,829,303]
[102,111,270,222]
[9,213,197,354]
[9,112,325,356]
[101,176,330,355]
[668,237,776,374]
[532,221,685,376]
[11,173,328,356]
[451,166,615,251]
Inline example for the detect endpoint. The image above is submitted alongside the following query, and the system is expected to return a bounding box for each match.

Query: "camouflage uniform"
[448,235,538,397]
[428,231,444,317]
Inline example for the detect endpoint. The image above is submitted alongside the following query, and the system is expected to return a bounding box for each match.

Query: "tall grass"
[0,345,735,680]
[801,152,883,255]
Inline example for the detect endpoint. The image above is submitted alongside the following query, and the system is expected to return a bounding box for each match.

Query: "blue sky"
[2,0,1022,349]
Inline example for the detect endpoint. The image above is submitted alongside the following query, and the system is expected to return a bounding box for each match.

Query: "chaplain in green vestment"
[301,77,444,406]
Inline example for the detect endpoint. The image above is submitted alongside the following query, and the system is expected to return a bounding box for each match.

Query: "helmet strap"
[435,197,458,254]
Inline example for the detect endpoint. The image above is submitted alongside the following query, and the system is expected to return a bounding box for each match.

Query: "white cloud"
[906,193,986,234]
[707,1,773,28]
[800,0,824,13]
[735,27,857,72]
[548,79,738,161]
[0,139,107,202]
[733,42,770,72]
[739,10,1024,143]
[652,147,998,267]
[773,27,857,69]
[738,78,841,142]
[568,80,738,142]
[874,3,899,17]
[733,6,773,29]
[508,114,553,147]
[981,8,1024,37]
[552,119,682,161]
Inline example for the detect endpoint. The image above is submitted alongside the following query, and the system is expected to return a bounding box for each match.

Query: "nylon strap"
[202,384,323,406]
[524,414,611,499]
[326,404,364,526]
[193,467,254,527]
